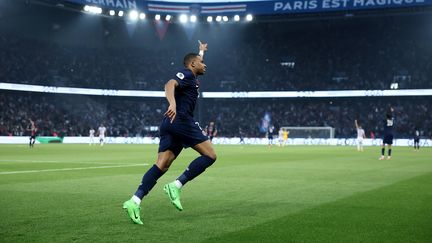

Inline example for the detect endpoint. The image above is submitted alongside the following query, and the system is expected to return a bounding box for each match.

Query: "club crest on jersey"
[176,72,185,80]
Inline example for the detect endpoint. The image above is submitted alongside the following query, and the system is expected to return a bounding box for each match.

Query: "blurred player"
[267,125,275,147]
[355,120,366,152]
[123,40,217,225]
[205,121,217,142]
[282,129,289,146]
[379,108,394,160]
[98,124,106,146]
[27,119,37,148]
[414,127,420,151]
[239,127,245,144]
[278,128,283,146]
[89,127,95,146]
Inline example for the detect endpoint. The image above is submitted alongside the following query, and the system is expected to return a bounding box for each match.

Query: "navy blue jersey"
[173,68,199,118]
[383,118,394,135]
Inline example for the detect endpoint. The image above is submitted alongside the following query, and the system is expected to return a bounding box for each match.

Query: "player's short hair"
[386,113,392,119]
[183,53,199,67]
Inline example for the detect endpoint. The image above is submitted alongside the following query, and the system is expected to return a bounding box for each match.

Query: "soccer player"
[239,128,245,144]
[414,127,420,151]
[282,129,289,146]
[355,119,366,152]
[98,124,106,146]
[27,119,37,148]
[267,125,275,147]
[89,127,95,146]
[278,128,284,146]
[205,121,217,142]
[379,108,394,160]
[122,40,217,225]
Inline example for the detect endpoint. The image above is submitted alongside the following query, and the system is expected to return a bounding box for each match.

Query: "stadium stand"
[0,1,431,139]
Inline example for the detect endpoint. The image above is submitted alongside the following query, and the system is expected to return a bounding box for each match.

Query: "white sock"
[174,180,183,189]
[131,195,141,205]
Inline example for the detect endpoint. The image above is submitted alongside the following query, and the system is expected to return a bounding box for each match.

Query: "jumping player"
[355,119,366,152]
[123,40,217,225]
[380,108,394,160]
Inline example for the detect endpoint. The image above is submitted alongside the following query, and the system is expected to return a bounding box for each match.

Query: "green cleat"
[122,199,143,225]
[163,182,183,211]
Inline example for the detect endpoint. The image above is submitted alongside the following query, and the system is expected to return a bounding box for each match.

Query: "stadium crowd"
[1,5,431,139]
[0,13,431,91]
[1,91,431,139]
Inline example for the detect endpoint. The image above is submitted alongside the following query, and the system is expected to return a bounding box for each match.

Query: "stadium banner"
[2,83,432,98]
[36,136,64,144]
[66,0,432,15]
[1,136,431,146]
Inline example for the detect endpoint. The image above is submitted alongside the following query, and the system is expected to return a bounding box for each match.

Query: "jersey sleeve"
[173,71,190,88]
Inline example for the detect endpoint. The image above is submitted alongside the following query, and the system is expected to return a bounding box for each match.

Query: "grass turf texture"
[0,144,431,242]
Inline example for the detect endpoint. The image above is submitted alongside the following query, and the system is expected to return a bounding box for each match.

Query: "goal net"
[280,126,335,139]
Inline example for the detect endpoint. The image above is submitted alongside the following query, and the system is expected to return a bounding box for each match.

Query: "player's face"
[192,56,206,75]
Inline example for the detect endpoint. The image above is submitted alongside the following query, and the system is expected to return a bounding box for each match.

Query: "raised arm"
[198,40,207,58]
[164,79,179,123]
[355,119,359,129]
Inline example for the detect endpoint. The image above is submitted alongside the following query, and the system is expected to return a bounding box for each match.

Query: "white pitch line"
[0,160,138,165]
[0,163,148,175]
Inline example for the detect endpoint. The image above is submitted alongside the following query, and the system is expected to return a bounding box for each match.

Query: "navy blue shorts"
[383,134,393,145]
[158,117,208,157]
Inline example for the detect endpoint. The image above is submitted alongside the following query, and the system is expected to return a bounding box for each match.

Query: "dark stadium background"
[0,0,431,139]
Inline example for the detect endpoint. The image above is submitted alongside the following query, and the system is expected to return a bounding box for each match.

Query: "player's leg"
[380,143,385,160]
[387,144,392,159]
[178,140,217,185]
[123,150,177,224]
[165,140,217,211]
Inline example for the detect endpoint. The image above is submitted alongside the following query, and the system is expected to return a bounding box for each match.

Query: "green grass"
[0,144,431,242]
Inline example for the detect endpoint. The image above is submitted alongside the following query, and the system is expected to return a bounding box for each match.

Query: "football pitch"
[0,144,431,242]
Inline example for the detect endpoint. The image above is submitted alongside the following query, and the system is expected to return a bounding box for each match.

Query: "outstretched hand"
[198,40,207,52]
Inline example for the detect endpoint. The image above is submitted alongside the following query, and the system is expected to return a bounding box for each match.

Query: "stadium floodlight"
[109,10,115,16]
[222,16,228,22]
[207,16,213,22]
[118,10,124,17]
[139,13,146,20]
[84,5,102,14]
[179,14,188,23]
[165,15,172,21]
[215,16,222,22]
[234,15,240,22]
[129,10,138,21]
[190,15,197,23]
[246,14,253,21]
[155,14,161,21]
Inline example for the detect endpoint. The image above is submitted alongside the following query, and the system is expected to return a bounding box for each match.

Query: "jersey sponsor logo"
[176,72,185,80]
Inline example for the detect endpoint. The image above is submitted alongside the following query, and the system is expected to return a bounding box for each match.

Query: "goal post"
[280,126,335,139]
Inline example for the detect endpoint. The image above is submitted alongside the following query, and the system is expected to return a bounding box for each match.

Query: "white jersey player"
[98,124,107,146]
[355,120,366,151]
[278,129,284,146]
[89,128,95,145]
